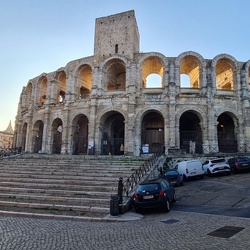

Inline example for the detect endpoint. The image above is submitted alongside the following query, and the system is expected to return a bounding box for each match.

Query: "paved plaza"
[1,171,250,249]
[0,210,250,250]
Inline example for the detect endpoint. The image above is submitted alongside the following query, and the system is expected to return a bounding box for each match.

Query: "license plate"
[190,172,196,175]
[143,195,153,199]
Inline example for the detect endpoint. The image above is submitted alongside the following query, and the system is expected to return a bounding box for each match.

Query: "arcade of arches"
[14,11,250,156]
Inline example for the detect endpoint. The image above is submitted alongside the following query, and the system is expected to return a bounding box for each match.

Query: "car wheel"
[172,193,177,203]
[164,199,170,212]
[183,175,188,181]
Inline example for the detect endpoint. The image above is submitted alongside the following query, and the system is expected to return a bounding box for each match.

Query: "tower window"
[115,44,118,53]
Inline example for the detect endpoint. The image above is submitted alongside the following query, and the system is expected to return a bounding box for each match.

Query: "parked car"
[133,178,175,213]
[202,158,231,176]
[163,169,184,186]
[227,157,250,173]
[173,160,204,181]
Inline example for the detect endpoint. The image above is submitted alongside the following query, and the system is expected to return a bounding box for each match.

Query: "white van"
[174,160,204,181]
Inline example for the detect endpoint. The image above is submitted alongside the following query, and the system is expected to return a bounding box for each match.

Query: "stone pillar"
[61,105,70,154]
[88,98,97,155]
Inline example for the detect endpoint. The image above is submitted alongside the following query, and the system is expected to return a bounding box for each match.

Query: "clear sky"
[1,0,250,131]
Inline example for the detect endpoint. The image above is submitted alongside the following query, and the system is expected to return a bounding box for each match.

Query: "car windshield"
[137,183,160,192]
[211,159,225,164]
[164,171,177,176]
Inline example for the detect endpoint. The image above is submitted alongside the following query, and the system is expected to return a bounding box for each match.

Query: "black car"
[163,170,184,187]
[133,178,175,213]
[227,157,250,173]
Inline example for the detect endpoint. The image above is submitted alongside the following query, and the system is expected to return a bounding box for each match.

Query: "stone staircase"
[0,154,153,221]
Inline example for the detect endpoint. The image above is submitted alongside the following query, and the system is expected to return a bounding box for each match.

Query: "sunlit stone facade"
[14,10,250,156]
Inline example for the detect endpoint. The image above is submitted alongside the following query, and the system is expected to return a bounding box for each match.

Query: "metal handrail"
[122,154,158,197]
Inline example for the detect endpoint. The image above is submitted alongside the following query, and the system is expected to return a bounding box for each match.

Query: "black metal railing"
[122,154,158,198]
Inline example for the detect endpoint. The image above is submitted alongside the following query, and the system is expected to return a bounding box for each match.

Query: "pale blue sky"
[1,0,250,131]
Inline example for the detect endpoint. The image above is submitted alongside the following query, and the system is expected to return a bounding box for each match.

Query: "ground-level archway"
[51,118,63,154]
[33,120,44,153]
[179,111,202,153]
[100,111,125,155]
[21,123,28,152]
[217,112,237,152]
[72,115,88,155]
[141,111,164,155]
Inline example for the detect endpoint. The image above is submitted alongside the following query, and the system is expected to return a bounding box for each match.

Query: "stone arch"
[211,54,239,90]
[140,109,165,155]
[33,120,44,153]
[36,76,47,106]
[140,54,166,88]
[76,64,92,99]
[103,58,126,91]
[177,108,204,153]
[217,111,238,153]
[55,71,67,103]
[99,110,125,155]
[25,82,33,107]
[176,51,205,88]
[51,118,63,154]
[244,60,250,89]
[71,114,89,155]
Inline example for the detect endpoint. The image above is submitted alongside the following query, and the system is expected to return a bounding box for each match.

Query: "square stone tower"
[94,10,140,63]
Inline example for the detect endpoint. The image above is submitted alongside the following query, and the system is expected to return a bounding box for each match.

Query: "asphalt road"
[172,171,250,218]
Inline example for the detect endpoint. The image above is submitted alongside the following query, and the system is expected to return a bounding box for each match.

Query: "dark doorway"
[101,112,125,155]
[141,112,164,155]
[72,115,88,155]
[21,123,28,152]
[52,118,63,154]
[217,113,237,153]
[33,120,44,153]
[179,111,202,153]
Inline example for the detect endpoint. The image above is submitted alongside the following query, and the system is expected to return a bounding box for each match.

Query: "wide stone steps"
[0,154,153,220]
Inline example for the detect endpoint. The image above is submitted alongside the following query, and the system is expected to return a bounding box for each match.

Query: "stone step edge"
[0,210,106,222]
[0,200,109,213]
[0,193,111,204]
[0,182,117,191]
[0,187,115,196]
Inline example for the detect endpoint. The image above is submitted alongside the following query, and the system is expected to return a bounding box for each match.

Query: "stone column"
[88,98,98,155]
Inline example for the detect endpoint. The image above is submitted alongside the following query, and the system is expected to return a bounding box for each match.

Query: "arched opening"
[25,83,33,107]
[180,56,200,88]
[145,73,162,88]
[33,120,44,153]
[72,115,89,155]
[56,71,66,103]
[217,113,237,152]
[78,65,92,99]
[21,123,28,152]
[141,111,164,155]
[51,118,63,154]
[216,59,234,90]
[179,111,202,153]
[100,111,125,155]
[106,59,126,91]
[37,77,47,106]
[142,57,164,88]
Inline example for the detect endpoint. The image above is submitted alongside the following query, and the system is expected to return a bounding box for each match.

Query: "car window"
[203,161,209,165]
[164,170,177,176]
[161,180,169,188]
[211,159,225,164]
[137,183,160,192]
